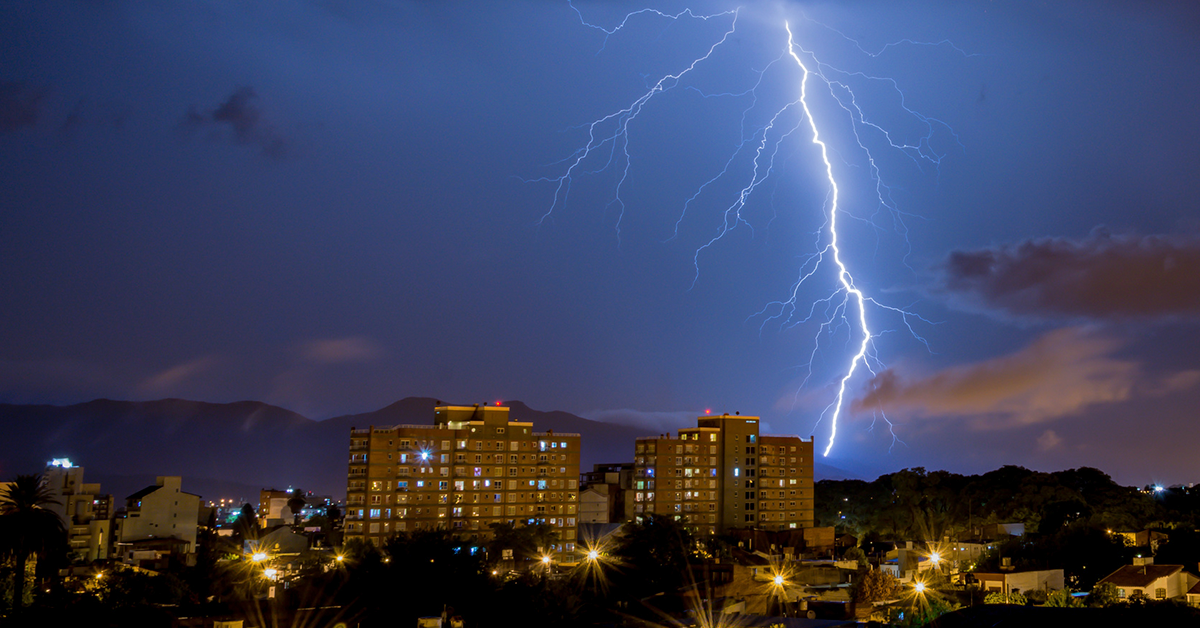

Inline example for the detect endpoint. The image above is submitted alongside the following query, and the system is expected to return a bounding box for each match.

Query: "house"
[1186,579,1200,607]
[969,569,1064,596]
[1097,559,1198,601]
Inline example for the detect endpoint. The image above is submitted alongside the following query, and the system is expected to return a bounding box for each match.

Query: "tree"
[610,515,696,599]
[983,590,1026,605]
[1045,588,1083,607]
[843,546,868,568]
[234,503,258,543]
[0,474,67,611]
[854,568,901,605]
[1087,582,1118,607]
[286,489,307,527]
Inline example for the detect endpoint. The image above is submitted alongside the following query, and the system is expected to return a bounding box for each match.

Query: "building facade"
[579,463,634,524]
[114,476,202,556]
[43,459,112,562]
[345,404,580,550]
[632,413,814,535]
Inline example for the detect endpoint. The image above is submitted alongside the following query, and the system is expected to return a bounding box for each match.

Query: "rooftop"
[1099,564,1184,588]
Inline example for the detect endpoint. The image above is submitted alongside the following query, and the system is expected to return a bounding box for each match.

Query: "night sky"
[3,1,1199,486]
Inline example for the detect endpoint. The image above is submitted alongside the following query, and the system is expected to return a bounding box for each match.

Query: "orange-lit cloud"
[137,356,220,395]
[299,336,383,364]
[853,327,1199,429]
[934,230,1200,321]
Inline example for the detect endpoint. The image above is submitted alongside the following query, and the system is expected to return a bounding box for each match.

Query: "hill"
[0,397,653,501]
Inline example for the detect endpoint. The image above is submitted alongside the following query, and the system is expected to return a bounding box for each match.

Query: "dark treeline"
[817,465,1200,589]
[816,466,1172,539]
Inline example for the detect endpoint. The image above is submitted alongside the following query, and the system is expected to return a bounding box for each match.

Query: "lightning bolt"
[786,22,869,458]
[535,4,960,457]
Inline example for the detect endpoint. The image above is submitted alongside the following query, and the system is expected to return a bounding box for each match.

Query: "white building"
[115,476,201,558]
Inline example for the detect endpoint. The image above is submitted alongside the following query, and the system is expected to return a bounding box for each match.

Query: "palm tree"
[0,474,66,611]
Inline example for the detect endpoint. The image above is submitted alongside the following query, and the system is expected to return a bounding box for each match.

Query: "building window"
[1117,588,1126,598]
[1156,588,1167,600]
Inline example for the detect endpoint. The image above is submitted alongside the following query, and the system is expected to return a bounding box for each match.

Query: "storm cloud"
[852,327,1199,429]
[933,230,1200,322]
[0,81,47,133]
[183,87,288,159]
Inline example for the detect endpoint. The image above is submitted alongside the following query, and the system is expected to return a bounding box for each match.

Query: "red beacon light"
[704,408,711,415]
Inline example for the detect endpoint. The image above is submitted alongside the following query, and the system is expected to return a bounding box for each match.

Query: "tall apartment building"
[43,459,112,562]
[632,413,814,535]
[345,404,581,550]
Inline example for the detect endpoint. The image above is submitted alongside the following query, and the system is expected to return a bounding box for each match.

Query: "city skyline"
[2,1,1199,486]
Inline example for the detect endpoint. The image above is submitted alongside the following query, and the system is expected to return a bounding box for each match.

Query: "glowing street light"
[929,552,940,565]
[251,552,267,562]
[541,555,552,566]
[587,549,599,561]
[914,582,926,594]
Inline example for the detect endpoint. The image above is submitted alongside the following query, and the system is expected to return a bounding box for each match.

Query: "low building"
[579,463,634,523]
[1098,560,1198,601]
[1186,580,1200,607]
[114,476,202,560]
[970,569,1065,597]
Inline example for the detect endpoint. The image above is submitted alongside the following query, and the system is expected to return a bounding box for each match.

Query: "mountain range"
[0,397,861,504]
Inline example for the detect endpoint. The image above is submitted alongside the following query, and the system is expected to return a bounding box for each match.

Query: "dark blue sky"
[3,1,1199,485]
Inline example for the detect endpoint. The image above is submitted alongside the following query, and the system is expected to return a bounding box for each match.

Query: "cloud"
[1036,429,1062,451]
[585,408,697,434]
[932,229,1200,321]
[0,82,48,133]
[852,327,1198,429]
[136,356,220,395]
[299,336,383,364]
[183,87,288,158]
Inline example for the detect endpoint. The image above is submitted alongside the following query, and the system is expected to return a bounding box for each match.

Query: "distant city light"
[49,458,73,468]
[1154,485,1165,493]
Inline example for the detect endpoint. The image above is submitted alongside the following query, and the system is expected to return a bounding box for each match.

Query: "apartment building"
[345,404,580,550]
[632,413,814,535]
[43,459,112,562]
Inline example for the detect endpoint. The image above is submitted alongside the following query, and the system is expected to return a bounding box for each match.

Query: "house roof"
[126,485,161,501]
[1099,564,1182,588]
[1187,580,1200,595]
